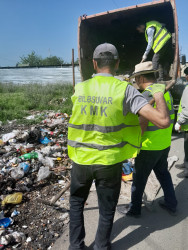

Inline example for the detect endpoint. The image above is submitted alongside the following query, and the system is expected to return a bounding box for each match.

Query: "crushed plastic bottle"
[11,167,24,180]
[1,193,23,206]
[20,152,38,160]
[8,138,16,145]
[18,162,30,173]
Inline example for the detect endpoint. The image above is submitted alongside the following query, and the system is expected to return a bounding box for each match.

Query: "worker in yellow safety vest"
[175,67,188,178]
[68,43,170,250]
[117,61,177,218]
[136,20,173,81]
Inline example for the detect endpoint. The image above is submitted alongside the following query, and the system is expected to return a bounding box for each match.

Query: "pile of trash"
[0,112,71,249]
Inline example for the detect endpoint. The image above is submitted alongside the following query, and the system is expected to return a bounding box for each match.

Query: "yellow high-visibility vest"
[177,85,188,131]
[145,21,171,53]
[68,76,142,165]
[141,85,174,150]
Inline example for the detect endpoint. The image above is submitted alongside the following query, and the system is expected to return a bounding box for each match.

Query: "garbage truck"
[77,0,187,120]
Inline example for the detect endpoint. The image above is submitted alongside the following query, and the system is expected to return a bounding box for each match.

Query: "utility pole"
[72,49,75,92]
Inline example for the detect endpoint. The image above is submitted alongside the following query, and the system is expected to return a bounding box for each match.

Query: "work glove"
[140,54,147,63]
[174,122,181,132]
[150,84,166,96]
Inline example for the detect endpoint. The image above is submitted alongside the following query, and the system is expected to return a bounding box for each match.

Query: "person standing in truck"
[175,67,188,178]
[68,43,170,250]
[117,61,177,217]
[137,21,172,81]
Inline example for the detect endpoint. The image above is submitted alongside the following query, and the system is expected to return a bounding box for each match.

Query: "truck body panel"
[78,0,179,82]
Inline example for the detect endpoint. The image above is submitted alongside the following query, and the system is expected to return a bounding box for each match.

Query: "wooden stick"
[37,182,71,206]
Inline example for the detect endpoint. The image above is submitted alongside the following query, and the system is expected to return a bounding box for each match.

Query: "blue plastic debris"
[0,217,13,228]
[39,137,51,145]
[122,162,133,175]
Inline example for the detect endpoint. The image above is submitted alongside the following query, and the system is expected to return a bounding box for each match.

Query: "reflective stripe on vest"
[68,76,142,165]
[177,85,188,131]
[145,21,171,53]
[141,85,174,150]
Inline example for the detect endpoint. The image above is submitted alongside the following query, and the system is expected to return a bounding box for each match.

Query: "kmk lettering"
[81,105,108,117]
[90,105,98,115]
[81,105,87,115]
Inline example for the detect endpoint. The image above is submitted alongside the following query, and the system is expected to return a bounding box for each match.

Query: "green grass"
[0,82,73,124]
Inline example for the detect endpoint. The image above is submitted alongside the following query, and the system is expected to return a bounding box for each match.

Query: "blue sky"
[0,0,187,66]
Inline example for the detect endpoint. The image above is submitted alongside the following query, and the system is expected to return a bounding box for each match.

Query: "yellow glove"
[150,84,166,96]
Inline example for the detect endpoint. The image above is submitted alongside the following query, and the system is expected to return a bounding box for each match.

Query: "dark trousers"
[184,131,188,164]
[130,147,177,214]
[152,39,173,81]
[69,162,122,250]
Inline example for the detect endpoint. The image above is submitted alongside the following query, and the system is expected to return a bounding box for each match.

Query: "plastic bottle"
[11,167,24,180]
[19,146,35,155]
[19,146,27,155]
[20,152,38,160]
[18,162,30,173]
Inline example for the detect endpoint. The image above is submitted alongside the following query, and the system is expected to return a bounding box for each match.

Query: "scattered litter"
[122,161,133,182]
[26,237,32,242]
[2,131,19,143]
[11,210,20,218]
[0,111,71,249]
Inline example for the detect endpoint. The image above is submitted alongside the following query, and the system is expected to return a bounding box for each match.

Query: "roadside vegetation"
[16,51,79,67]
[0,82,73,124]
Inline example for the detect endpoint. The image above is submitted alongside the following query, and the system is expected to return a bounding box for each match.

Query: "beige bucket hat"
[130,61,159,78]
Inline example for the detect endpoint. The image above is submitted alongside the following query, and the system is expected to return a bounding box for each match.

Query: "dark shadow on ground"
[88,178,188,250]
[171,132,183,141]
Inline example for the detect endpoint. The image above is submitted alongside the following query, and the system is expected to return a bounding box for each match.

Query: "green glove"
[150,84,166,96]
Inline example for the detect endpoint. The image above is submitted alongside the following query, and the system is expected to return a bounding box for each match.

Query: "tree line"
[16,51,78,67]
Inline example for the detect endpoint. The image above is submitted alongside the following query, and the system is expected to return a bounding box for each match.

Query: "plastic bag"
[122,162,133,175]
[2,193,23,206]
[0,218,13,228]
[39,136,51,145]
[2,131,19,142]
[37,166,51,181]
